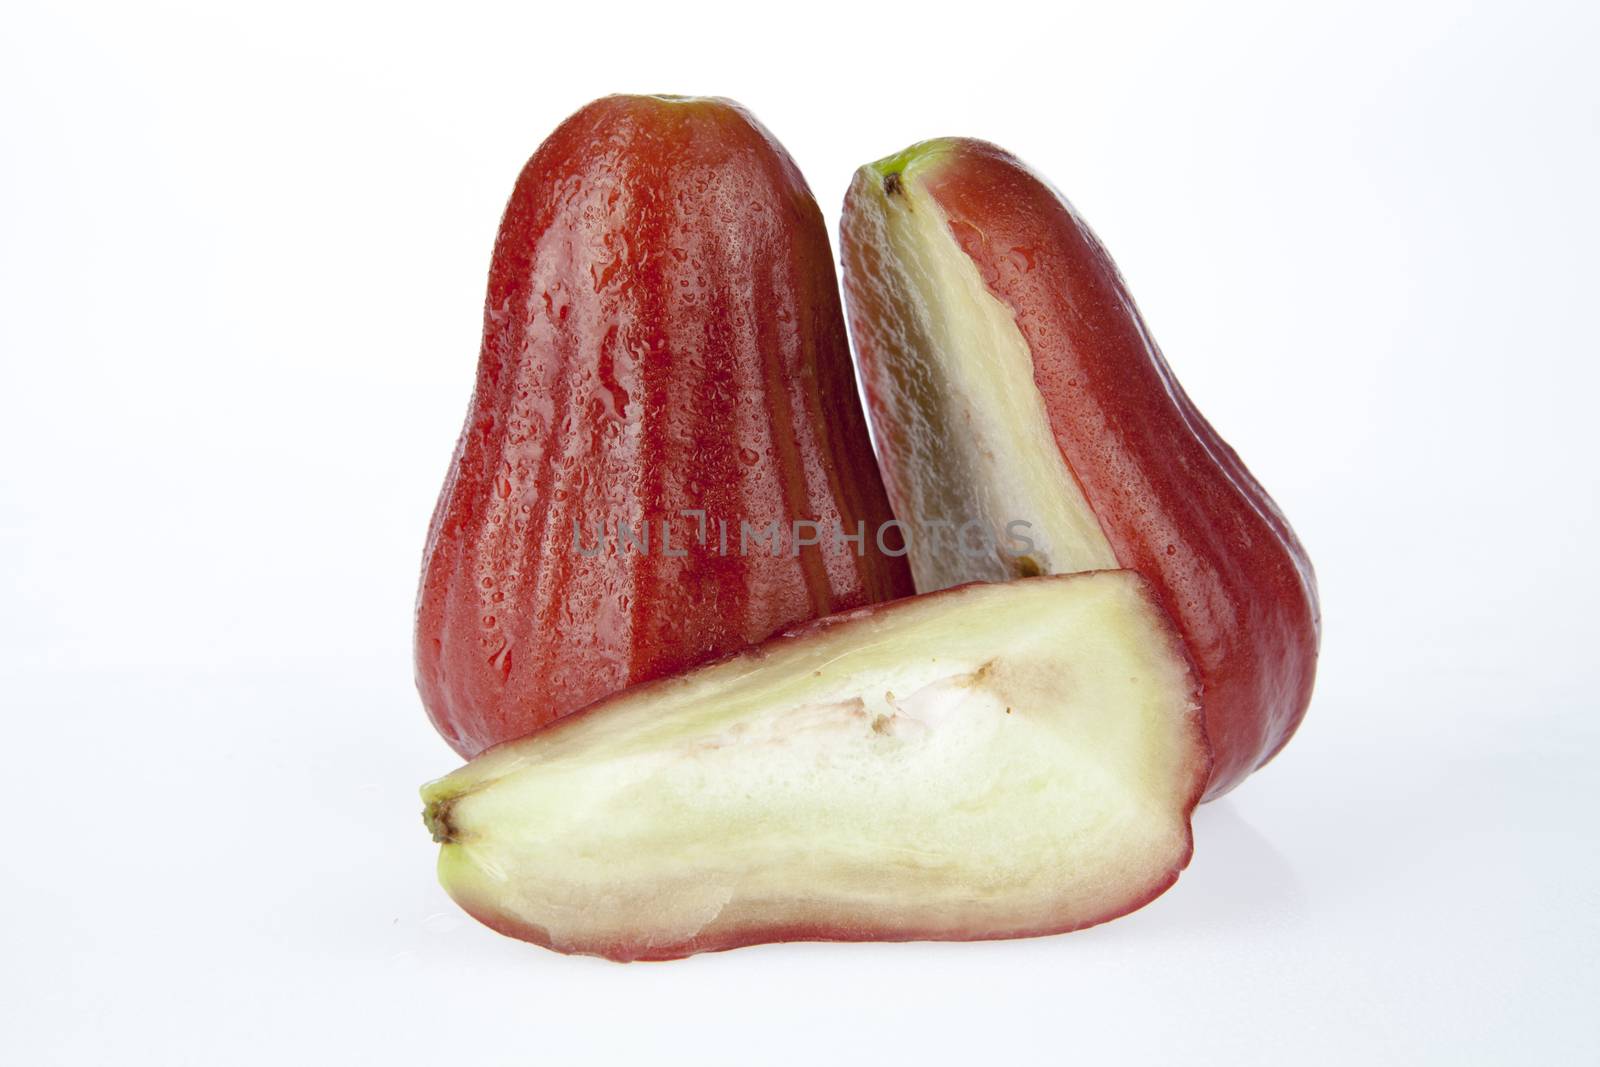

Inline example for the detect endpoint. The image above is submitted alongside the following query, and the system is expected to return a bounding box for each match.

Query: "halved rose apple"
[840,139,1320,797]
[422,571,1206,961]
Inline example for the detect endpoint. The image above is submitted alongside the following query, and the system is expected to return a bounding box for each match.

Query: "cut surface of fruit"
[423,572,1205,961]
[415,95,911,759]
[837,144,1116,588]
[841,138,1320,798]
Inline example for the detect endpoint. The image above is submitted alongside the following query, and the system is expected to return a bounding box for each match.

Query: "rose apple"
[417,96,912,757]
[424,572,1206,961]
[840,138,1319,796]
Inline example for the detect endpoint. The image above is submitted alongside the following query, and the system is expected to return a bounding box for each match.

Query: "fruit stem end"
[423,797,457,844]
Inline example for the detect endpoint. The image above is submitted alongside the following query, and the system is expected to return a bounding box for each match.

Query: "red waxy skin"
[841,140,1320,798]
[418,96,911,757]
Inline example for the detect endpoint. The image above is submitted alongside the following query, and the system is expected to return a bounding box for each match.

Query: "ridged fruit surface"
[840,138,1319,797]
[418,95,911,758]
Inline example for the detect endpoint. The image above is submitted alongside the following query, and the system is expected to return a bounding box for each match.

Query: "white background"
[3,0,1597,1062]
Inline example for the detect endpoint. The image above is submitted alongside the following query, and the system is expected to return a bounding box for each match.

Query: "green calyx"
[865,139,960,194]
[423,797,455,844]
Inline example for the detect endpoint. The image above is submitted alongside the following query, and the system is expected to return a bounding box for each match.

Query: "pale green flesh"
[846,151,1117,591]
[425,572,1203,960]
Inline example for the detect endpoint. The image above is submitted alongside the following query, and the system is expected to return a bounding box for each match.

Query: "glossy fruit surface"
[841,138,1319,797]
[423,572,1206,961]
[418,96,911,757]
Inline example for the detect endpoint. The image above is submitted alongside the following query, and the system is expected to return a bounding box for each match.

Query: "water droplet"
[488,639,513,680]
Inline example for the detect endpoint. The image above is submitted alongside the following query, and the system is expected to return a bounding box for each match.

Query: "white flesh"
[424,572,1204,960]
[845,155,1117,591]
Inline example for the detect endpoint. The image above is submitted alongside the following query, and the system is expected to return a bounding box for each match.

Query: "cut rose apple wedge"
[840,139,1320,798]
[422,571,1206,961]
